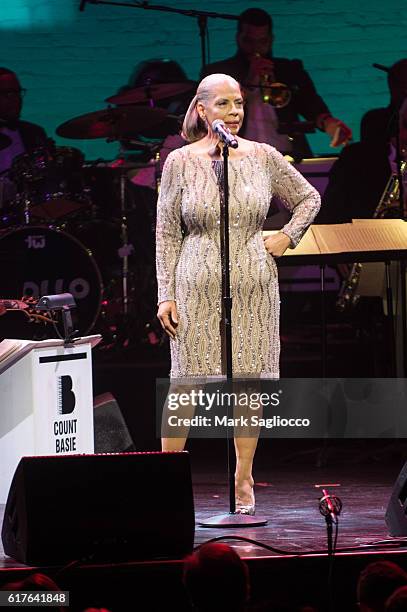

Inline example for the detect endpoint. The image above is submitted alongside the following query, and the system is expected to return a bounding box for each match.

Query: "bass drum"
[0,226,102,340]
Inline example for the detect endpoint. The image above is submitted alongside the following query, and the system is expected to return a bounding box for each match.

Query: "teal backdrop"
[2,0,406,160]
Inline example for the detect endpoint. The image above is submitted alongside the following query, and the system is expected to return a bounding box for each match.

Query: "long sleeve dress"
[156,142,320,379]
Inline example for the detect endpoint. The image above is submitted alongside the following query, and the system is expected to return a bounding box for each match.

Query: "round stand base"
[198,512,268,528]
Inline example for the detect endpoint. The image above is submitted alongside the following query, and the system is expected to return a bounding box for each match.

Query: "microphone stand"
[77,0,238,75]
[318,489,342,612]
[394,109,405,221]
[199,143,267,528]
[393,106,407,376]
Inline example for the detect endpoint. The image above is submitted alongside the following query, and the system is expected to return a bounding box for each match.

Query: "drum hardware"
[105,83,187,139]
[108,153,158,318]
[137,114,183,140]
[9,144,89,224]
[0,102,170,345]
[118,138,155,151]
[83,158,158,171]
[118,139,165,164]
[118,160,132,317]
[64,172,152,348]
[80,152,161,323]
[12,186,30,225]
[119,138,163,151]
[9,149,49,225]
[52,103,169,349]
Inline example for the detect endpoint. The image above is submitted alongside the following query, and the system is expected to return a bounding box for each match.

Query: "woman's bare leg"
[233,382,262,512]
[234,436,257,509]
[161,381,196,451]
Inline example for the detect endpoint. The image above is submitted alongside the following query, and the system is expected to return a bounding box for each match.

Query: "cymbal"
[105,81,195,106]
[55,105,168,140]
[0,133,12,150]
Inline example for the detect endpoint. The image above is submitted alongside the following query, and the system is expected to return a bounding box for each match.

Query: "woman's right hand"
[157,300,179,339]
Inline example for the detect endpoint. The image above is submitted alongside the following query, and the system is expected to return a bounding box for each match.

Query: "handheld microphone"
[319,488,342,522]
[211,120,239,149]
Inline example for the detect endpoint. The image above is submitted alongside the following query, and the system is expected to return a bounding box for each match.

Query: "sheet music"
[264,220,407,258]
[312,222,407,254]
[0,335,101,373]
[0,339,26,363]
[352,219,406,227]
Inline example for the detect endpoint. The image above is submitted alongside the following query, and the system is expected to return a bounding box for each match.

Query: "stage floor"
[3,454,407,611]
[1,457,405,569]
[193,459,403,555]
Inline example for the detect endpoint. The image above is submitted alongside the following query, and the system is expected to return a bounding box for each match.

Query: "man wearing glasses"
[0,68,47,207]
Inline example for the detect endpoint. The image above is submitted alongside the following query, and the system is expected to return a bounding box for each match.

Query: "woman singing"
[156,74,320,514]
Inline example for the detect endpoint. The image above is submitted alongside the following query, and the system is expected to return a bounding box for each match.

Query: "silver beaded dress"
[156,142,320,379]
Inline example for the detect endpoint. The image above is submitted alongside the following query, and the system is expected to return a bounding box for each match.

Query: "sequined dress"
[156,142,320,378]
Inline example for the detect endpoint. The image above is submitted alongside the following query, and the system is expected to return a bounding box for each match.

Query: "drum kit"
[0,81,195,346]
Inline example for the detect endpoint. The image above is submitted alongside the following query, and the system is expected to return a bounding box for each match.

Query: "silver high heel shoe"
[235,481,255,515]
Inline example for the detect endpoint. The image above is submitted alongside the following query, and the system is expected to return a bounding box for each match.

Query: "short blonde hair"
[181,74,241,143]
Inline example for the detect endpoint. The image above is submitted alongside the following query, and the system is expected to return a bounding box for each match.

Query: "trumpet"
[255,53,291,108]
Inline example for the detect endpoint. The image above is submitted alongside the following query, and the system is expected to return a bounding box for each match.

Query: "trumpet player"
[201,8,352,160]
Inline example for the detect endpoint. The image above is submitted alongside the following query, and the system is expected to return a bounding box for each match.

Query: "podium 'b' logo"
[58,375,76,415]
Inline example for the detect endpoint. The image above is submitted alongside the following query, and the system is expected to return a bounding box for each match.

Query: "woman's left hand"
[263,232,292,257]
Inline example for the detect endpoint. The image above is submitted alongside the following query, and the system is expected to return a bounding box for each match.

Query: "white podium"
[0,335,101,504]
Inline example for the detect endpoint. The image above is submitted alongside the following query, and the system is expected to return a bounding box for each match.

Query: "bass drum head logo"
[0,226,102,335]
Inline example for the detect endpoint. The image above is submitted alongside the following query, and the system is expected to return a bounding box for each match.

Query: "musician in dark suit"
[0,68,48,208]
[315,142,391,224]
[0,68,47,168]
[201,8,352,159]
[361,59,407,146]
[317,60,407,224]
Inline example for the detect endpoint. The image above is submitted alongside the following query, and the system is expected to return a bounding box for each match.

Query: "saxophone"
[336,160,406,312]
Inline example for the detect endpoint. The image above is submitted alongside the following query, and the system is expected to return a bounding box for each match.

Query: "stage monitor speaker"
[1,452,195,565]
[93,392,135,453]
[386,461,407,536]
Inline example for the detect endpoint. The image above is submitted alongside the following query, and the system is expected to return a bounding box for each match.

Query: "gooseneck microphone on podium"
[37,293,78,345]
